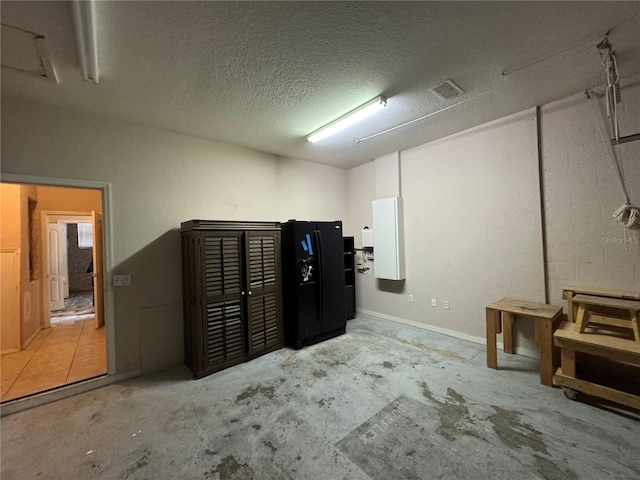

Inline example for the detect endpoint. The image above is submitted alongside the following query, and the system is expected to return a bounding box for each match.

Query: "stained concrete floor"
[2,314,639,480]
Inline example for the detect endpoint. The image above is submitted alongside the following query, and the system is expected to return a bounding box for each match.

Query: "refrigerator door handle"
[314,229,325,326]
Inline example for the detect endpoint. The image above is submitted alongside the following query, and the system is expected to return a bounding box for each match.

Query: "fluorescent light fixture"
[71,0,99,83]
[307,95,387,143]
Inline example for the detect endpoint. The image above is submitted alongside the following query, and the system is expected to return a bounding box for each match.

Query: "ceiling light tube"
[71,0,99,83]
[307,95,387,143]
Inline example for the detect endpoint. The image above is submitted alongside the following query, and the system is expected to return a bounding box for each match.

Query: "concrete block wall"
[540,86,640,307]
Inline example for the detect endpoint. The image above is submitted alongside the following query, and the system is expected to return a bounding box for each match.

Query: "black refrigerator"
[281,220,347,349]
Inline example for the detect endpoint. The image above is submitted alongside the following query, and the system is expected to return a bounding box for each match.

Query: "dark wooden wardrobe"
[181,220,283,378]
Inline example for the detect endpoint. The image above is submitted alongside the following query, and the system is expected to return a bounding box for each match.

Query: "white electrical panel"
[361,229,374,247]
[372,197,405,280]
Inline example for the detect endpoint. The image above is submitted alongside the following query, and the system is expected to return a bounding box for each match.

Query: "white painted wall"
[1,98,348,374]
[348,87,640,353]
[540,86,640,307]
[348,110,546,351]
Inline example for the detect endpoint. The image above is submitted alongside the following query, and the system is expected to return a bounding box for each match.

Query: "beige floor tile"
[2,368,22,389]
[34,342,79,359]
[2,320,107,399]
[4,370,68,400]
[1,350,35,372]
[40,331,82,347]
[24,329,51,351]
[23,348,74,367]
[67,362,107,383]
[1,373,19,398]
[79,331,106,346]
[20,357,73,377]
[70,352,106,369]
[74,343,106,357]
[80,323,104,334]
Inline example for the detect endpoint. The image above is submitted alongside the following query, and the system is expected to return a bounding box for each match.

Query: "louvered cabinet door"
[201,231,245,371]
[245,231,283,355]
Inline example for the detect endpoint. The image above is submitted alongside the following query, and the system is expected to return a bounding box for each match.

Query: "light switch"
[113,274,131,286]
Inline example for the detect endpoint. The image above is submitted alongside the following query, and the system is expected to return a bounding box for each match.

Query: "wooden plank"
[539,317,554,386]
[486,298,562,319]
[554,322,640,365]
[503,311,513,354]
[555,371,640,410]
[486,308,499,369]
[587,314,635,330]
[575,303,589,333]
[572,294,640,311]
[562,285,640,300]
[561,348,576,377]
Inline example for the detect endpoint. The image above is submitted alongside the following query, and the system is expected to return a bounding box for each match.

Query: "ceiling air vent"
[1,23,58,83]
[429,79,463,100]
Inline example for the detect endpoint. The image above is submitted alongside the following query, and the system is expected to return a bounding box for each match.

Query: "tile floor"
[1,319,106,402]
[50,291,94,323]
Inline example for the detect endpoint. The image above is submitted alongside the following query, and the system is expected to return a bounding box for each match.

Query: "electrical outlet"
[409,295,414,303]
[431,298,437,307]
[444,300,450,310]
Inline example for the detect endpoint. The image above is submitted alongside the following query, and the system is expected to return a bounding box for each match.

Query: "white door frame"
[2,174,115,376]
[42,213,94,325]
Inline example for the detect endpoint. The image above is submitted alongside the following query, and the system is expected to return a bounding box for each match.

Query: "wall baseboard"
[356,308,540,360]
[1,369,141,417]
[22,326,42,350]
[0,347,20,355]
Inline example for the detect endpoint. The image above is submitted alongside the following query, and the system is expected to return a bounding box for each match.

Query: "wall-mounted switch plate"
[444,300,450,310]
[113,274,131,287]
[409,295,414,303]
[431,298,437,307]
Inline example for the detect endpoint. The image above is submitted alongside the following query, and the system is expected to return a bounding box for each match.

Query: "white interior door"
[47,223,65,311]
[1,249,21,353]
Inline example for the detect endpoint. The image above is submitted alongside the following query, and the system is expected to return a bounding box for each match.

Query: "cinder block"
[544,221,574,245]
[603,235,640,264]
[575,262,636,289]
[547,261,576,281]
[548,243,604,264]
[571,183,606,207]
[543,172,571,207]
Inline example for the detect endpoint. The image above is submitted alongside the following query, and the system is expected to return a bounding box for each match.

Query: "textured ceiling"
[2,1,639,168]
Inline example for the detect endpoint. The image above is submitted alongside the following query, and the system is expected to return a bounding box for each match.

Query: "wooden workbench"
[554,321,640,409]
[486,298,563,386]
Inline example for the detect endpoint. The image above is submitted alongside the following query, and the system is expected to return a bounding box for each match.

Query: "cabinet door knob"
[241,291,246,296]
[248,291,252,296]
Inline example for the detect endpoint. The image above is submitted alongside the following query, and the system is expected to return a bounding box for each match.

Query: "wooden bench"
[486,298,563,386]
[554,321,640,409]
[573,294,640,342]
[563,285,640,323]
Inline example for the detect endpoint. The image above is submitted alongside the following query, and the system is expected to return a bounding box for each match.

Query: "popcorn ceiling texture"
[1,2,638,168]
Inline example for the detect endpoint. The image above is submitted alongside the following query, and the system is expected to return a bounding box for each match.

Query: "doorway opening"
[0,183,107,402]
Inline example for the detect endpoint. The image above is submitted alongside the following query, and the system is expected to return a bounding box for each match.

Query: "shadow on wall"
[377,279,405,294]
[112,228,185,376]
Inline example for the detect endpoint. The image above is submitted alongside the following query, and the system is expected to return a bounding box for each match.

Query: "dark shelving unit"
[343,236,356,320]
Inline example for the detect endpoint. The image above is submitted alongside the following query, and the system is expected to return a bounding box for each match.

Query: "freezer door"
[315,222,347,334]
[282,221,322,346]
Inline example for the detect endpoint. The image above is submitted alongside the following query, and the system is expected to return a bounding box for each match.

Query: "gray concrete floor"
[2,314,639,480]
